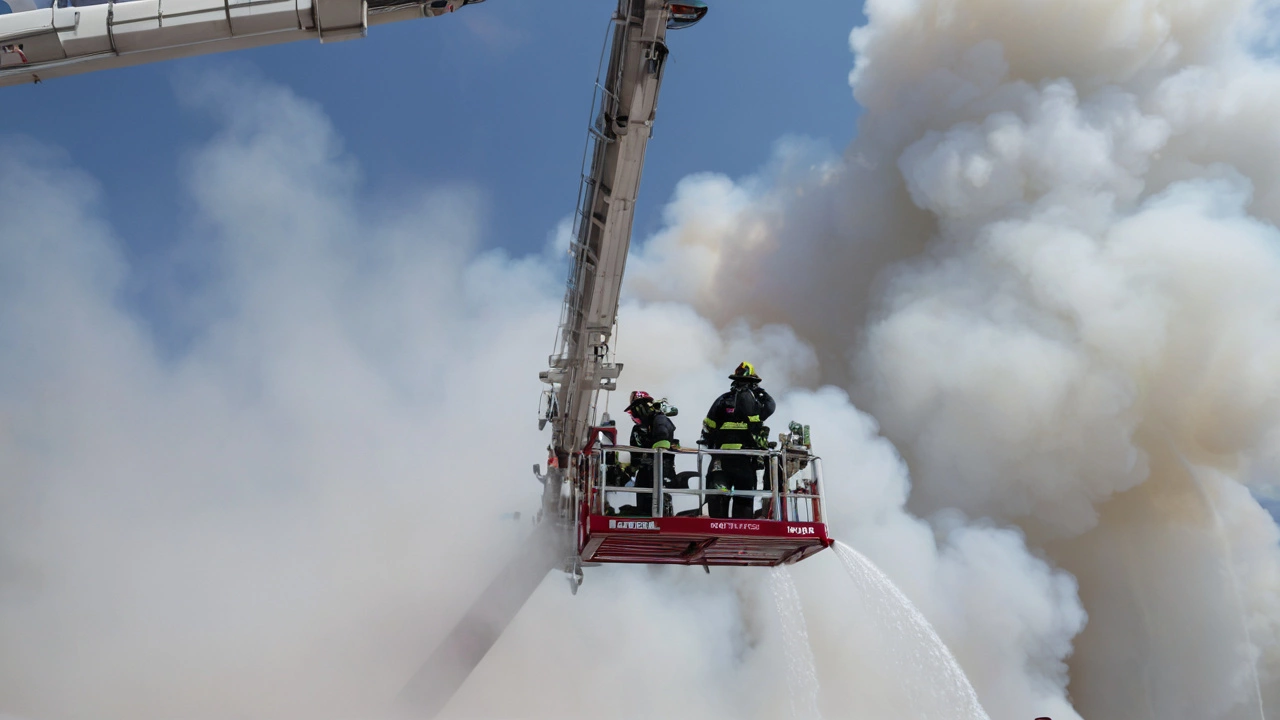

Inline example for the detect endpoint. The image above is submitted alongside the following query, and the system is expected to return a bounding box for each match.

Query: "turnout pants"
[707,454,758,519]
[633,465,655,515]
[631,460,675,516]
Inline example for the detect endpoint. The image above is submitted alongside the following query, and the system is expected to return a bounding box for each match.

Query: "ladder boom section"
[0,0,484,87]
[542,0,671,460]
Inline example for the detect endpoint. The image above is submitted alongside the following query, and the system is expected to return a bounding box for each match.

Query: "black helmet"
[729,361,760,383]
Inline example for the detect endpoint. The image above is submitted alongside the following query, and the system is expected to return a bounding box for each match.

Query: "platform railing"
[587,444,826,523]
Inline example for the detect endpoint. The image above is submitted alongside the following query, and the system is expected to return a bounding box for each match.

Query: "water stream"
[1176,450,1268,720]
[769,566,824,720]
[832,541,992,720]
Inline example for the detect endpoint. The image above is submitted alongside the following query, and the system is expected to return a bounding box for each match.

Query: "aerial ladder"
[536,0,829,579]
[399,2,830,715]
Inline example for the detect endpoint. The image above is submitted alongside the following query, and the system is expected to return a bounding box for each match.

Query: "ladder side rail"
[547,10,624,456]
[546,0,671,459]
[566,0,669,449]
[580,6,667,335]
[543,12,618,454]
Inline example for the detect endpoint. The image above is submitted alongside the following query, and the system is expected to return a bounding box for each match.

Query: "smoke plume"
[627,0,1280,717]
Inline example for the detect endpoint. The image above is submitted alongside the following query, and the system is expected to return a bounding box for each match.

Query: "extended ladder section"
[574,429,833,567]
[540,0,673,469]
[0,0,483,86]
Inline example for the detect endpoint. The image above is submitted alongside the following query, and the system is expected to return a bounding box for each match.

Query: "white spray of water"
[832,541,991,720]
[1177,447,1268,720]
[768,567,823,720]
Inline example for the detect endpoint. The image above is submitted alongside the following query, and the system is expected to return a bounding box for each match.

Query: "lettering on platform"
[786,526,816,535]
[710,521,761,531]
[608,519,658,531]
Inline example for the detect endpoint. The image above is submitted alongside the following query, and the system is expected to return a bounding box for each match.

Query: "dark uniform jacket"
[630,411,677,496]
[631,412,676,461]
[701,385,776,450]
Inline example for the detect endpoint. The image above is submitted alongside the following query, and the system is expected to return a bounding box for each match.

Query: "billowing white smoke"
[0,75,561,719]
[626,0,1280,717]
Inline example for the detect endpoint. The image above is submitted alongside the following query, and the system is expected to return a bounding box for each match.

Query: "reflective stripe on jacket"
[701,385,775,450]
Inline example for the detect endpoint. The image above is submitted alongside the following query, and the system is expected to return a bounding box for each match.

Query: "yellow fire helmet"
[729,361,760,382]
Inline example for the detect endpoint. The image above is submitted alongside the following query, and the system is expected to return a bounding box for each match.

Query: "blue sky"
[3,1,865,264]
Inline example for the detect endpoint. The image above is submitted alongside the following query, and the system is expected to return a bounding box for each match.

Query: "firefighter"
[701,362,775,518]
[624,390,677,516]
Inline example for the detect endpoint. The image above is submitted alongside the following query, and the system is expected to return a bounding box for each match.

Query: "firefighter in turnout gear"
[701,362,776,518]
[624,390,678,516]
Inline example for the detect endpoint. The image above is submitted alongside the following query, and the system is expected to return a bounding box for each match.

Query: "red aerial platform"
[580,515,830,566]
[573,426,833,568]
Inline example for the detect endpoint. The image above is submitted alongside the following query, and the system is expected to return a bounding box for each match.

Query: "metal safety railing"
[584,444,828,524]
